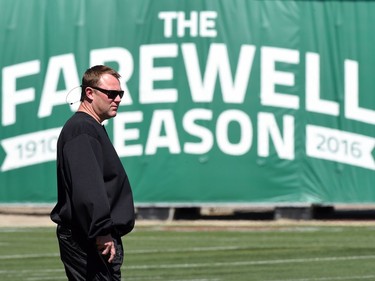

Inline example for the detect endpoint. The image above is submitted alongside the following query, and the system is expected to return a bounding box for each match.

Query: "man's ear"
[85,87,94,101]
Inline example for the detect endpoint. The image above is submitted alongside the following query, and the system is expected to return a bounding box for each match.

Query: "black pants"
[56,225,124,281]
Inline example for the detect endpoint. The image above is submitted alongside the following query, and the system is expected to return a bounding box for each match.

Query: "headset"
[65,85,82,105]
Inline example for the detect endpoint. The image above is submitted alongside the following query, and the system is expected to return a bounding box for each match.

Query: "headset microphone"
[65,86,82,105]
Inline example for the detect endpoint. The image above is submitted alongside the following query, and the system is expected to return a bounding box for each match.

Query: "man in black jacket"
[50,65,135,280]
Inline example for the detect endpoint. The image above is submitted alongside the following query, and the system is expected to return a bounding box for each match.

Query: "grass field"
[1,221,375,281]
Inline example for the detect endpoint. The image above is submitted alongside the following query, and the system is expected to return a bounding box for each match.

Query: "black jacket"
[51,112,135,239]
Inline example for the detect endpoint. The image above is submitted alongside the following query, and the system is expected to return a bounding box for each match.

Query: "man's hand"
[96,234,116,263]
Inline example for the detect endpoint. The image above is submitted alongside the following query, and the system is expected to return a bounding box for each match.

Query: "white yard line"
[125,255,375,269]
[0,269,64,274]
[129,245,249,254]
[2,254,375,281]
[0,246,240,260]
[1,253,375,267]
[0,253,59,260]
[26,277,67,281]
[266,275,375,281]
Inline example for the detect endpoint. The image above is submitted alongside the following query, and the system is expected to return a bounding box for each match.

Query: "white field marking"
[128,245,248,254]
[125,278,219,281]
[0,228,54,233]
[2,255,375,276]
[123,277,164,281]
[161,279,220,281]
[0,269,64,275]
[26,276,67,281]
[266,275,375,281]
[125,277,219,281]
[126,255,375,270]
[0,228,34,233]
[1,268,220,281]
[0,253,59,260]
[0,246,245,260]
[126,236,206,241]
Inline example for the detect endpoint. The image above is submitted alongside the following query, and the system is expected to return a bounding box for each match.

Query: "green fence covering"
[1,0,374,205]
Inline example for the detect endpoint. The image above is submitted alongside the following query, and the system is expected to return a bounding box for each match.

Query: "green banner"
[1,0,374,205]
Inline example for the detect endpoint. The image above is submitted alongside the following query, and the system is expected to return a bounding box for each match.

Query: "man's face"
[91,74,122,122]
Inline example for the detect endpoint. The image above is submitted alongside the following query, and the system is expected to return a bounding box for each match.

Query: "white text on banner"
[306,125,375,170]
[1,127,62,172]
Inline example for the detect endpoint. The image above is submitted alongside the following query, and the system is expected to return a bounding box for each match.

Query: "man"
[50,65,135,280]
